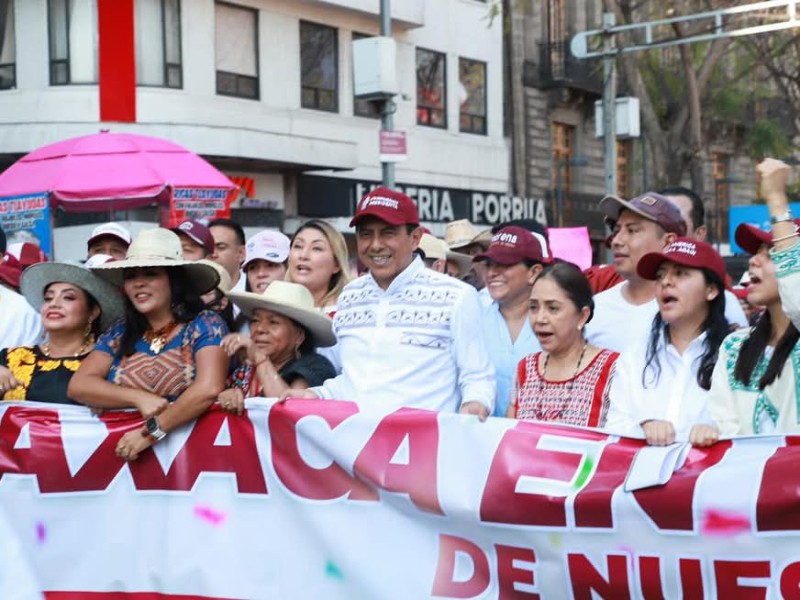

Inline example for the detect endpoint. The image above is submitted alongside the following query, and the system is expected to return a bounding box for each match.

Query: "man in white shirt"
[286,187,496,418]
[660,186,748,328]
[208,218,246,293]
[0,252,42,348]
[585,192,685,352]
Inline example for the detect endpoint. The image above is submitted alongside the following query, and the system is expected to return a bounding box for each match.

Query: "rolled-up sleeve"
[451,286,496,413]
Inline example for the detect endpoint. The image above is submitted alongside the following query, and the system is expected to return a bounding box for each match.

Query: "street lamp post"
[714,175,743,250]
[556,156,589,227]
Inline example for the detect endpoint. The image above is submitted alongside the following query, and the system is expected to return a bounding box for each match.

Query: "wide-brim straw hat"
[445,219,490,251]
[90,228,220,295]
[446,250,474,278]
[20,261,126,330]
[227,280,336,347]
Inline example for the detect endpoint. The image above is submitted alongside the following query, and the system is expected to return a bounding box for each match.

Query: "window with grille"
[416,48,446,128]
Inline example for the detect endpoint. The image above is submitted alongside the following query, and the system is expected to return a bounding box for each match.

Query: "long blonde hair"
[287,220,351,309]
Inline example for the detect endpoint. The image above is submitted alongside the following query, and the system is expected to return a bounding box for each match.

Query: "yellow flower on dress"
[3,347,36,401]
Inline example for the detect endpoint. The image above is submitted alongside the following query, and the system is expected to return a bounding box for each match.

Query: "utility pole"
[380,0,395,188]
[601,13,616,197]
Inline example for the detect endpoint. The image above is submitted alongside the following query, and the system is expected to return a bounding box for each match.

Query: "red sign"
[379,130,407,162]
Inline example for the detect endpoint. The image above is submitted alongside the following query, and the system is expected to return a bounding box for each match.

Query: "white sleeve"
[707,339,742,437]
[603,350,645,438]
[773,241,800,330]
[724,289,749,329]
[451,286,496,413]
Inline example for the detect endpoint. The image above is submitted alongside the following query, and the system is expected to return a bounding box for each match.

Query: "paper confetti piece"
[325,560,344,580]
[193,505,227,526]
[700,508,750,537]
[35,522,46,544]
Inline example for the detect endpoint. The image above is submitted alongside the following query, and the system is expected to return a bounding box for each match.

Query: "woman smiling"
[0,258,123,404]
[68,228,229,461]
[217,281,336,414]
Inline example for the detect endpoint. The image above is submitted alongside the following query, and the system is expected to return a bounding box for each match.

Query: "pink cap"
[350,187,419,227]
[474,226,550,265]
[243,230,290,267]
[637,238,727,282]
[172,220,215,254]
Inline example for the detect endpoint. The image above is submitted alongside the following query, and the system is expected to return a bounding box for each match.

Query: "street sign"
[379,130,407,163]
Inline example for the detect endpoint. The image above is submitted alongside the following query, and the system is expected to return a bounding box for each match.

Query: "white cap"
[243,230,290,268]
[87,222,132,248]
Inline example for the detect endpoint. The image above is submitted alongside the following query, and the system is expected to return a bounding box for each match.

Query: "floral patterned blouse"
[0,346,87,405]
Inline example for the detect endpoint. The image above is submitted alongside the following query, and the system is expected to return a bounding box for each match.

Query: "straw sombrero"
[20,261,126,330]
[90,228,220,294]
[227,281,335,347]
[444,219,490,251]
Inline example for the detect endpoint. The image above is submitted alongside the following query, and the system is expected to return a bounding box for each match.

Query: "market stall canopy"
[0,131,236,212]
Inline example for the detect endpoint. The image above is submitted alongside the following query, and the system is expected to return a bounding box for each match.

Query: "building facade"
[507,0,759,257]
[0,0,520,259]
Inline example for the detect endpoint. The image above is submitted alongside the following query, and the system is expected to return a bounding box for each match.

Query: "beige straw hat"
[90,228,220,295]
[227,280,335,347]
[444,219,490,251]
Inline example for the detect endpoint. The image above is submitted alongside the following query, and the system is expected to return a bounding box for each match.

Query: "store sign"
[298,175,547,226]
[0,193,53,255]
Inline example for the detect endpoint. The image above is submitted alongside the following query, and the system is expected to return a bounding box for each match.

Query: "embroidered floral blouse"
[95,311,228,402]
[0,346,87,404]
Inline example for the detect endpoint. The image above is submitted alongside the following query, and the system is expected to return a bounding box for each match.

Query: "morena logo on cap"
[361,196,400,211]
[492,232,519,246]
[179,222,195,231]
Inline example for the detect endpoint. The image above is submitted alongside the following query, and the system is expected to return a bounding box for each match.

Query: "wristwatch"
[144,416,167,442]
[770,211,794,224]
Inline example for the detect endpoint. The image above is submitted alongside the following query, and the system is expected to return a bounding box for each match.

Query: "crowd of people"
[0,159,797,457]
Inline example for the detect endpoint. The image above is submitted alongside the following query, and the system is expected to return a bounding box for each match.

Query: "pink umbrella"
[0,131,236,212]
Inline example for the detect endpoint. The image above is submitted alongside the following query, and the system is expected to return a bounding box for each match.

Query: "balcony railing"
[524,41,602,96]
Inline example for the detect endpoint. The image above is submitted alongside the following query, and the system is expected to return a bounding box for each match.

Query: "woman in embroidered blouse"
[0,258,124,404]
[605,239,730,445]
[692,160,800,443]
[68,228,229,462]
[217,281,336,415]
[508,261,618,427]
[286,220,352,316]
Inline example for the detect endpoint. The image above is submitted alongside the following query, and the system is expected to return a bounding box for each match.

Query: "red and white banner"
[1,400,799,599]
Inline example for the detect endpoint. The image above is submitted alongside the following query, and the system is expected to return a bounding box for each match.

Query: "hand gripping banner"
[0,399,799,599]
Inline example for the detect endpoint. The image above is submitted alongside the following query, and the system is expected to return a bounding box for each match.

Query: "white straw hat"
[90,228,220,294]
[444,219,490,250]
[227,280,335,347]
[20,261,126,330]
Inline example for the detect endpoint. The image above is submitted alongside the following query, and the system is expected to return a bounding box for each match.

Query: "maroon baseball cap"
[474,226,550,266]
[0,253,23,290]
[350,187,419,227]
[638,238,727,282]
[171,220,215,254]
[735,219,800,255]
[600,192,687,237]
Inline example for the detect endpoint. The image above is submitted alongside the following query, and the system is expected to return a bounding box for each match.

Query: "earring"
[84,319,96,345]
